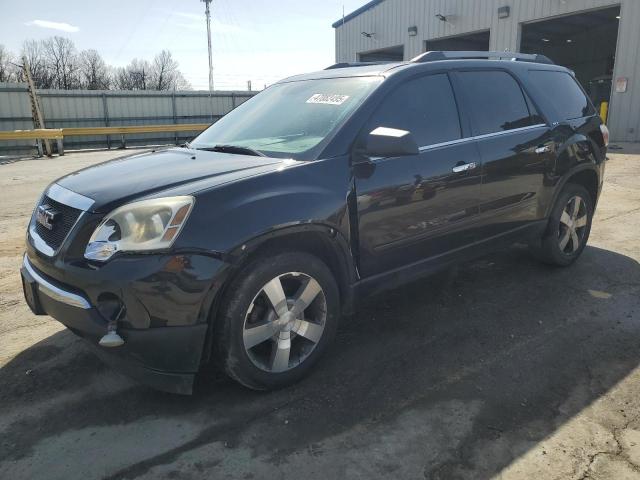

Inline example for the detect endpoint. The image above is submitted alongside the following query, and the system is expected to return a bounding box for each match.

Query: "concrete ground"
[0,145,639,480]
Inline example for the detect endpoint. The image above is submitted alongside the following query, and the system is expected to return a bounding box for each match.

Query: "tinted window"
[458,71,533,135]
[529,70,595,120]
[370,74,461,146]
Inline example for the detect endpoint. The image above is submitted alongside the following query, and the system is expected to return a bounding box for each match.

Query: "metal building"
[333,0,639,142]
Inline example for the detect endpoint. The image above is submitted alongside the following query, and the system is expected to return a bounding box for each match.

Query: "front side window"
[457,71,533,136]
[190,76,382,160]
[367,73,462,147]
[529,70,595,120]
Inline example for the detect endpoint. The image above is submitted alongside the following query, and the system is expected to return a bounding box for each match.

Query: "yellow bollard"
[599,101,609,124]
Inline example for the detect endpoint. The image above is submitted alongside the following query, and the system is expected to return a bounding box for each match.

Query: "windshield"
[190,76,382,160]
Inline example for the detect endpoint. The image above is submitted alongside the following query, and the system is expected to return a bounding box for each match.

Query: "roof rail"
[410,51,554,65]
[325,61,394,70]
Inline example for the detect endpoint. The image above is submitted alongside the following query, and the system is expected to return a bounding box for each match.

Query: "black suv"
[21,51,608,394]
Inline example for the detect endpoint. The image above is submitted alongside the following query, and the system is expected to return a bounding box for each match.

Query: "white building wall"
[334,0,640,142]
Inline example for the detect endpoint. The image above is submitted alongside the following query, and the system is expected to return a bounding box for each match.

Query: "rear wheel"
[215,251,339,390]
[534,183,593,266]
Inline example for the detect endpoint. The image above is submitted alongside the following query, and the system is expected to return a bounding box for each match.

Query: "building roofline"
[332,0,385,28]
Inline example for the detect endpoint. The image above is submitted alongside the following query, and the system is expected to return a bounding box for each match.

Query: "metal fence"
[0,82,258,154]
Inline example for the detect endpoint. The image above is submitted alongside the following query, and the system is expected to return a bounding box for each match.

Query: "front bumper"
[21,252,226,394]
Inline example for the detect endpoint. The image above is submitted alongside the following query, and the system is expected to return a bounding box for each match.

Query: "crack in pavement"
[577,415,640,480]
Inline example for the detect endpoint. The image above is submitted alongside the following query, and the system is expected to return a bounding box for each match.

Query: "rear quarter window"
[529,70,595,120]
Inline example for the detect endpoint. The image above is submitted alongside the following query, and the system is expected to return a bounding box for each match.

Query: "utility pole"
[202,0,214,91]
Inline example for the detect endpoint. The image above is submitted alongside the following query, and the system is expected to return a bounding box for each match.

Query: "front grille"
[34,195,83,251]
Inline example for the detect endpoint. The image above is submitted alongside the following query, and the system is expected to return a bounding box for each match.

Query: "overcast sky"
[1,0,365,90]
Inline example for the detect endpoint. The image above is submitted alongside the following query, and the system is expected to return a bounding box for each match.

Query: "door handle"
[535,145,552,154]
[452,162,477,173]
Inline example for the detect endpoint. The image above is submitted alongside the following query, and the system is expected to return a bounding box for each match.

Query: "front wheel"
[534,183,594,267]
[215,251,340,390]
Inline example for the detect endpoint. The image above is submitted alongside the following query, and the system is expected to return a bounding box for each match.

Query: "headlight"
[84,196,194,261]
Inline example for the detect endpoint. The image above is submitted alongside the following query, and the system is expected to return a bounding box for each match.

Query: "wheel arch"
[199,224,358,364]
[236,224,355,297]
[546,162,601,218]
[564,169,599,205]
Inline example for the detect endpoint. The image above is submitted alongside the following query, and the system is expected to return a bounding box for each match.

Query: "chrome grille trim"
[47,183,95,211]
[29,183,94,257]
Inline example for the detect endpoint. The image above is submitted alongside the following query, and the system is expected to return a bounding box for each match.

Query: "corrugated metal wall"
[335,0,639,142]
[0,84,257,154]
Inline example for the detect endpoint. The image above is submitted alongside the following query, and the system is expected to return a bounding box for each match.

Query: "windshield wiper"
[196,144,265,157]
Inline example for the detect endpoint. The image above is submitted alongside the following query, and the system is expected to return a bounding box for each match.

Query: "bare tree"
[0,44,17,82]
[20,39,52,88]
[173,71,191,91]
[78,49,110,89]
[150,50,175,90]
[43,36,80,89]
[149,50,190,90]
[11,39,192,91]
[114,58,151,90]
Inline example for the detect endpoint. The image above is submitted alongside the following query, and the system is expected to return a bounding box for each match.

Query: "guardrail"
[0,128,63,140]
[0,123,210,157]
[61,124,210,136]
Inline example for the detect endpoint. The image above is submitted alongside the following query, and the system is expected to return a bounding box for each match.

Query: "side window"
[369,74,461,147]
[457,71,533,135]
[529,70,595,120]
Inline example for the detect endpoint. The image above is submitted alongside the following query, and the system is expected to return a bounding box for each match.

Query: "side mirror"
[364,127,419,158]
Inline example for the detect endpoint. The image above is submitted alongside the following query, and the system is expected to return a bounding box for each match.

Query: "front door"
[354,73,483,277]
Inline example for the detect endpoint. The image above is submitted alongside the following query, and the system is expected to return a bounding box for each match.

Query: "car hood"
[55,147,291,212]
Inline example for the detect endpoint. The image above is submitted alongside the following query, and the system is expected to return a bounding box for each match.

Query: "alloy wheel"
[558,195,588,254]
[242,272,327,373]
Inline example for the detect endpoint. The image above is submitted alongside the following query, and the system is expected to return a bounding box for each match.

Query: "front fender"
[175,155,353,257]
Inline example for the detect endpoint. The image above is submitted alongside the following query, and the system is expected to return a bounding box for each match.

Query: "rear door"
[454,70,555,238]
[354,73,483,277]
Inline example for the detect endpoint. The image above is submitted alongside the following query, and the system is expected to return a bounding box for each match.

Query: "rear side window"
[457,71,533,136]
[369,74,461,146]
[529,70,595,120]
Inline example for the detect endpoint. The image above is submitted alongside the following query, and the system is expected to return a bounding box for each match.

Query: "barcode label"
[306,94,350,105]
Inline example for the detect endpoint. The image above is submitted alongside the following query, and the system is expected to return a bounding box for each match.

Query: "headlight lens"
[84,196,194,261]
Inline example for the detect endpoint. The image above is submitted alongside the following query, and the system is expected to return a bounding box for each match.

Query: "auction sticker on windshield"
[306,94,350,105]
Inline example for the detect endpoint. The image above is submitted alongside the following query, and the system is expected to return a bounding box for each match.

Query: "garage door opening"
[425,30,490,52]
[358,45,404,62]
[520,6,621,120]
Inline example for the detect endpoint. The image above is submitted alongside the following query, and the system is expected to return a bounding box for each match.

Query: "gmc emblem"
[36,204,59,230]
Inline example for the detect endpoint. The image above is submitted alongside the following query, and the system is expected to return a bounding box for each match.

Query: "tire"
[214,251,340,390]
[534,183,594,267]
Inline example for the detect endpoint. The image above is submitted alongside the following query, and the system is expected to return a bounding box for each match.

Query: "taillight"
[600,124,610,147]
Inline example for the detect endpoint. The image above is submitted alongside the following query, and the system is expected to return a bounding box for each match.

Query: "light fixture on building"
[361,31,375,38]
[435,14,448,22]
[408,26,418,36]
[498,6,510,19]
[542,38,550,42]
[567,39,573,43]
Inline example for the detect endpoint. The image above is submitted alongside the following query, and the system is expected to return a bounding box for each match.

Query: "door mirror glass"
[364,127,419,158]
